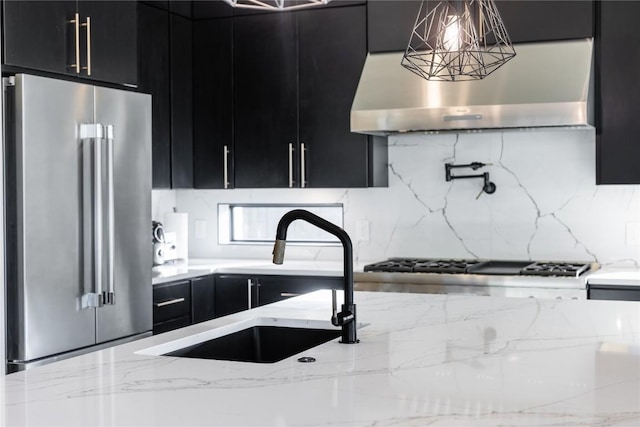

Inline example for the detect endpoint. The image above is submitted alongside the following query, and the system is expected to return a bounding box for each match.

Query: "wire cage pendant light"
[401,0,516,81]
[222,0,331,11]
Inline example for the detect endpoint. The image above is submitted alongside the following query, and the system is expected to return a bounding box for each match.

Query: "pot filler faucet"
[272,209,358,344]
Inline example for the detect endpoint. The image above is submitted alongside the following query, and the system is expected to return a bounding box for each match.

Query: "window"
[218,204,343,245]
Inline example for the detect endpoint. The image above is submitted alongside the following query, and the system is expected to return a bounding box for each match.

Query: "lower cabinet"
[588,285,640,302]
[152,280,192,334]
[153,273,343,333]
[214,274,344,318]
[152,275,215,334]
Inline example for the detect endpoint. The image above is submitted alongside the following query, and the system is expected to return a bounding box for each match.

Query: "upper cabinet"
[194,4,387,189]
[138,2,193,189]
[368,1,593,53]
[232,12,298,188]
[2,0,138,86]
[596,1,640,184]
[193,17,233,189]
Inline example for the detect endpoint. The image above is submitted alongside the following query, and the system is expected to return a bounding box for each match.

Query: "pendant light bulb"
[402,0,516,81]
[443,14,461,52]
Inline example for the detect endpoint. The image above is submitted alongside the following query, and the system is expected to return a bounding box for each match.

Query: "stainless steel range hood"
[351,39,594,135]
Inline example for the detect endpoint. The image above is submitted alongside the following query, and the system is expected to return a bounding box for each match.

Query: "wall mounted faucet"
[445,162,496,199]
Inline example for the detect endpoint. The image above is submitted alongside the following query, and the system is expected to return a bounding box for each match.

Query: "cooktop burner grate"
[363,258,592,278]
[520,262,591,277]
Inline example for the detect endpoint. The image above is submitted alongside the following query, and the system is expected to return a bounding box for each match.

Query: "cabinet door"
[367,1,593,53]
[214,275,258,317]
[191,275,216,323]
[596,1,640,184]
[298,6,369,188]
[193,18,234,189]
[367,1,422,53]
[170,13,194,188]
[77,1,138,86]
[258,275,343,307]
[2,1,77,75]
[495,1,593,43]
[137,3,171,189]
[233,13,298,188]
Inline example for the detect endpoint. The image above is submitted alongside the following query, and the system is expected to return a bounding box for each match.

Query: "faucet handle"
[331,289,338,325]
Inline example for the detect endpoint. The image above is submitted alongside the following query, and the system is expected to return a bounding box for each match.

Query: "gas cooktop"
[363,258,592,278]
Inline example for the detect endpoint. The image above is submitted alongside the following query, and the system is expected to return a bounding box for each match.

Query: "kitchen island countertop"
[2,291,639,426]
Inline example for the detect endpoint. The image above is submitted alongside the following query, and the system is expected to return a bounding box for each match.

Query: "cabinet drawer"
[153,281,191,324]
[153,315,192,335]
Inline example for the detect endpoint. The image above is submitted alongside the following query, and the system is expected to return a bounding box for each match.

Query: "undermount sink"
[166,325,341,363]
[136,317,348,363]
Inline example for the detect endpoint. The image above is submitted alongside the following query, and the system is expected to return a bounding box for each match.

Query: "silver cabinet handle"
[300,142,307,188]
[81,16,92,75]
[288,143,294,188]
[280,292,300,297]
[69,13,81,73]
[155,298,185,308]
[223,145,230,189]
[247,279,253,309]
[105,125,115,305]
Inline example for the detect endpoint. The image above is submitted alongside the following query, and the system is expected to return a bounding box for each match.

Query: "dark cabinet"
[588,285,640,302]
[214,275,259,317]
[76,1,138,85]
[214,273,342,317]
[138,3,193,189]
[297,6,372,188]
[193,18,234,189]
[153,280,192,334]
[257,275,343,307]
[226,5,385,189]
[2,0,137,86]
[138,3,171,188]
[191,275,216,323]
[153,275,216,334]
[495,1,593,43]
[170,13,194,188]
[233,12,298,188]
[367,1,593,53]
[596,1,640,184]
[2,1,76,76]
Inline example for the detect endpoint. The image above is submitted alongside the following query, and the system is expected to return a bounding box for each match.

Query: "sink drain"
[297,356,316,363]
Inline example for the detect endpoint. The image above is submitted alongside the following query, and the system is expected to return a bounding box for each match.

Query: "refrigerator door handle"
[105,125,115,305]
[80,123,105,308]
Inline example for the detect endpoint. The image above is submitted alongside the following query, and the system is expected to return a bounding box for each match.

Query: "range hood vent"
[351,39,594,135]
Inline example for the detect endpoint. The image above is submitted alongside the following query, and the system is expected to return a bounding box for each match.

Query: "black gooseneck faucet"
[272,209,358,344]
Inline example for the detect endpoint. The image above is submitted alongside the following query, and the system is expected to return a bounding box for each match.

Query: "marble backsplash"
[153,128,640,267]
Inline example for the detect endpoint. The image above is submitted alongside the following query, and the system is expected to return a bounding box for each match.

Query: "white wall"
[154,128,640,267]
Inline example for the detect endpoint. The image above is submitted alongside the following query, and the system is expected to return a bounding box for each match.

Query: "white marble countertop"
[2,291,639,426]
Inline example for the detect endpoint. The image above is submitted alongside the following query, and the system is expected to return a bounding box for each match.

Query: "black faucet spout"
[272,209,358,344]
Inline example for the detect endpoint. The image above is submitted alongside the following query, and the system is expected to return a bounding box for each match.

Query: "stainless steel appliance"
[3,74,152,372]
[351,39,594,135]
[356,258,596,299]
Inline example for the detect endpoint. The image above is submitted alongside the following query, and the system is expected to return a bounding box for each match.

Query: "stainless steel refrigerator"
[3,74,152,372]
